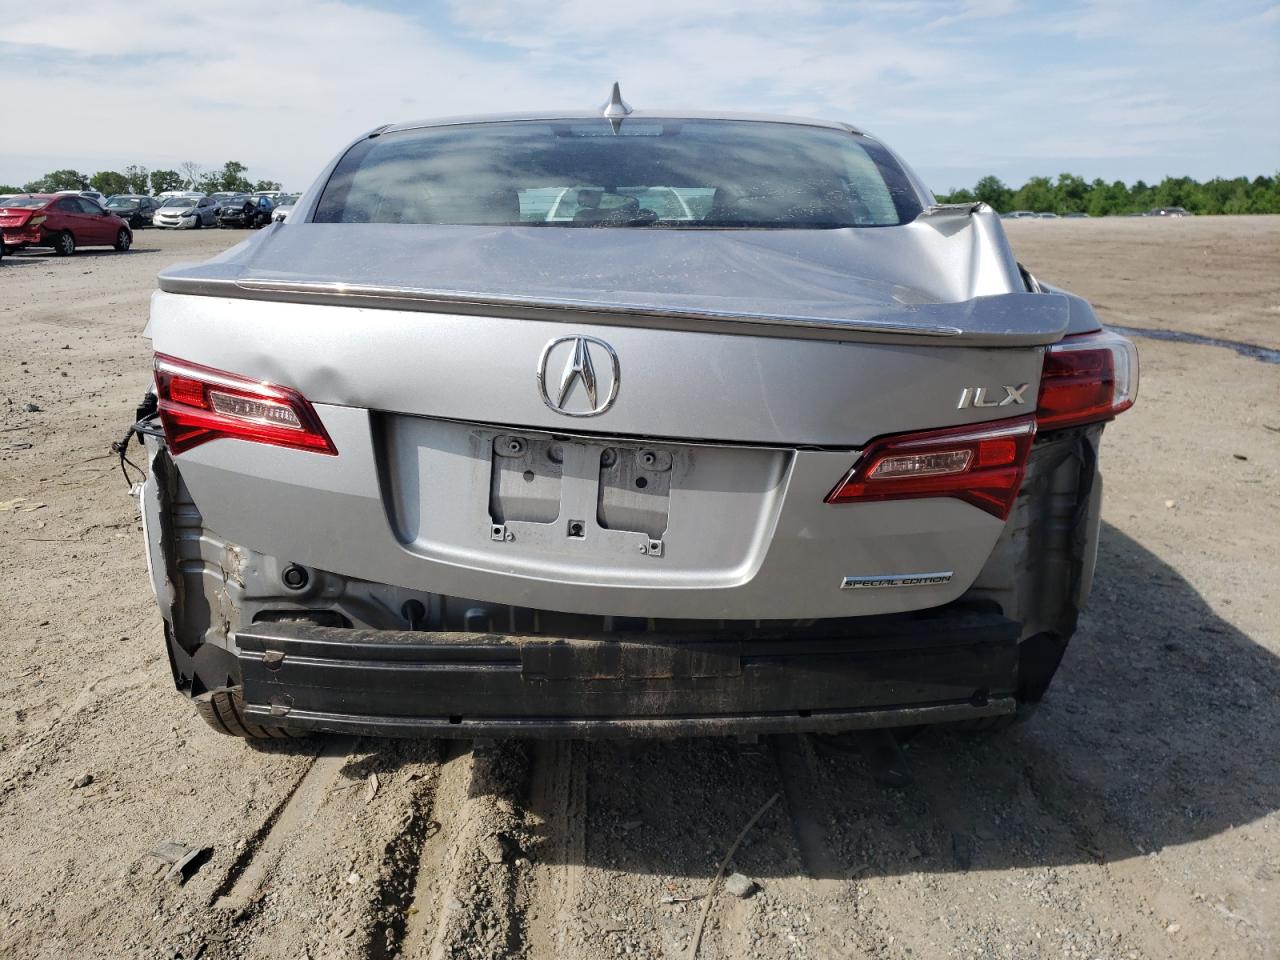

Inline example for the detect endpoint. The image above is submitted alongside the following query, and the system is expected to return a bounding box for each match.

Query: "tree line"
[1,161,283,197]
[935,173,1280,216]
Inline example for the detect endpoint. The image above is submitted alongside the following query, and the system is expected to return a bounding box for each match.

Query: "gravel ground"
[0,217,1276,959]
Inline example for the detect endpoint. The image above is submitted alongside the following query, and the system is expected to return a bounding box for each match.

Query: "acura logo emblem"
[537,336,620,417]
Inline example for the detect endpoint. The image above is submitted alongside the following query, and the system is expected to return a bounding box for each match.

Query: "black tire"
[194,686,308,740]
[114,228,132,252]
[52,231,76,256]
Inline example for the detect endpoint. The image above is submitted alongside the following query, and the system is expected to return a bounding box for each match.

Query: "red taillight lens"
[1037,330,1139,430]
[826,416,1036,520]
[153,354,336,456]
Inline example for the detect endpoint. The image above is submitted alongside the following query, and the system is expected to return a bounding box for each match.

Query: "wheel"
[193,687,308,740]
[114,228,131,252]
[52,231,76,256]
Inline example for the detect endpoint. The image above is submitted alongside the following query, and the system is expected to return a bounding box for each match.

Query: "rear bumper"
[233,613,1020,738]
[2,228,43,245]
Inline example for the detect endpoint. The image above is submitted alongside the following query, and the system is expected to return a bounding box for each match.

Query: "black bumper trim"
[234,612,1021,738]
[242,698,1016,739]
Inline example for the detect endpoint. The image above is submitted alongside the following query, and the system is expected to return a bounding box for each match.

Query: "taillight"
[1037,329,1138,430]
[826,416,1036,520]
[28,215,46,227]
[153,354,336,456]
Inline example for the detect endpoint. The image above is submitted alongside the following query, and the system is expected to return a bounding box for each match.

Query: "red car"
[0,194,133,256]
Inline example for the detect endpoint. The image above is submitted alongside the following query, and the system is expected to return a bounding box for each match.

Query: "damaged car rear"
[130,90,1137,740]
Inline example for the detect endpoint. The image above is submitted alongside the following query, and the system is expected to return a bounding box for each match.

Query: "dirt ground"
[0,216,1276,960]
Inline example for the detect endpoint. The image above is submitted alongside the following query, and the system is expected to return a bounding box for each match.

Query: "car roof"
[380,109,863,137]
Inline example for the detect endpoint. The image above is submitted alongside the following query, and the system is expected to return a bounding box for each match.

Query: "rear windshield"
[162,198,197,208]
[1,197,48,209]
[314,119,922,228]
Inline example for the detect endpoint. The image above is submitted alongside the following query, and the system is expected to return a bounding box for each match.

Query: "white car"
[56,188,108,207]
[153,196,219,229]
[270,194,301,222]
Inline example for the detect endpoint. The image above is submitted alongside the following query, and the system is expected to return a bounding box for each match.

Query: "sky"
[0,0,1276,194]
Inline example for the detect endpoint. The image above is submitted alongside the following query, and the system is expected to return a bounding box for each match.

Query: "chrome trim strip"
[840,572,954,589]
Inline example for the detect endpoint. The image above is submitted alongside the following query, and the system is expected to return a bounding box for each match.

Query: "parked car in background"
[271,194,301,222]
[0,194,132,254]
[155,190,205,204]
[56,188,108,207]
[133,94,1138,740]
[105,194,160,228]
[1000,210,1038,220]
[1149,206,1190,217]
[214,194,250,226]
[1064,212,1089,218]
[154,196,219,229]
[218,194,274,228]
[1036,211,1060,219]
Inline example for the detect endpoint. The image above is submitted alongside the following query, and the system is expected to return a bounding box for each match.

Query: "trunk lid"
[157,212,1069,347]
[0,209,36,228]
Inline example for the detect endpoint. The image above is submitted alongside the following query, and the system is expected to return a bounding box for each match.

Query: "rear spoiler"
[917,201,986,219]
[156,274,1069,348]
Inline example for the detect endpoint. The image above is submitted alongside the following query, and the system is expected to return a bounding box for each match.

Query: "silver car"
[130,88,1138,740]
[153,195,218,228]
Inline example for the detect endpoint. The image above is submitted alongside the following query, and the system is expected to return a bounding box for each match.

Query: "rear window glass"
[1,197,48,209]
[314,119,921,228]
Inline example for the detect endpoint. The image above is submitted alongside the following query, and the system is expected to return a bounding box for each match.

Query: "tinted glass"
[315,119,922,228]
[1,197,49,209]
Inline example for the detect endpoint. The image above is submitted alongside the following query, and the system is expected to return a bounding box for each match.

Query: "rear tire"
[193,686,308,740]
[114,228,131,251]
[52,231,75,256]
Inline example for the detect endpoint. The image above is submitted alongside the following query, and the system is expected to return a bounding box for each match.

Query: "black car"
[104,195,159,228]
[217,194,274,228]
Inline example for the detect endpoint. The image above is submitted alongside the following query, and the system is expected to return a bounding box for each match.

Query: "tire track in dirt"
[763,734,888,959]
[394,740,476,959]
[212,734,359,914]
[387,741,533,960]
[523,740,588,960]
[364,741,443,960]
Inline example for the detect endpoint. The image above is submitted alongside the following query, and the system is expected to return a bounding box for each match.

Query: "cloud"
[0,0,1275,191]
